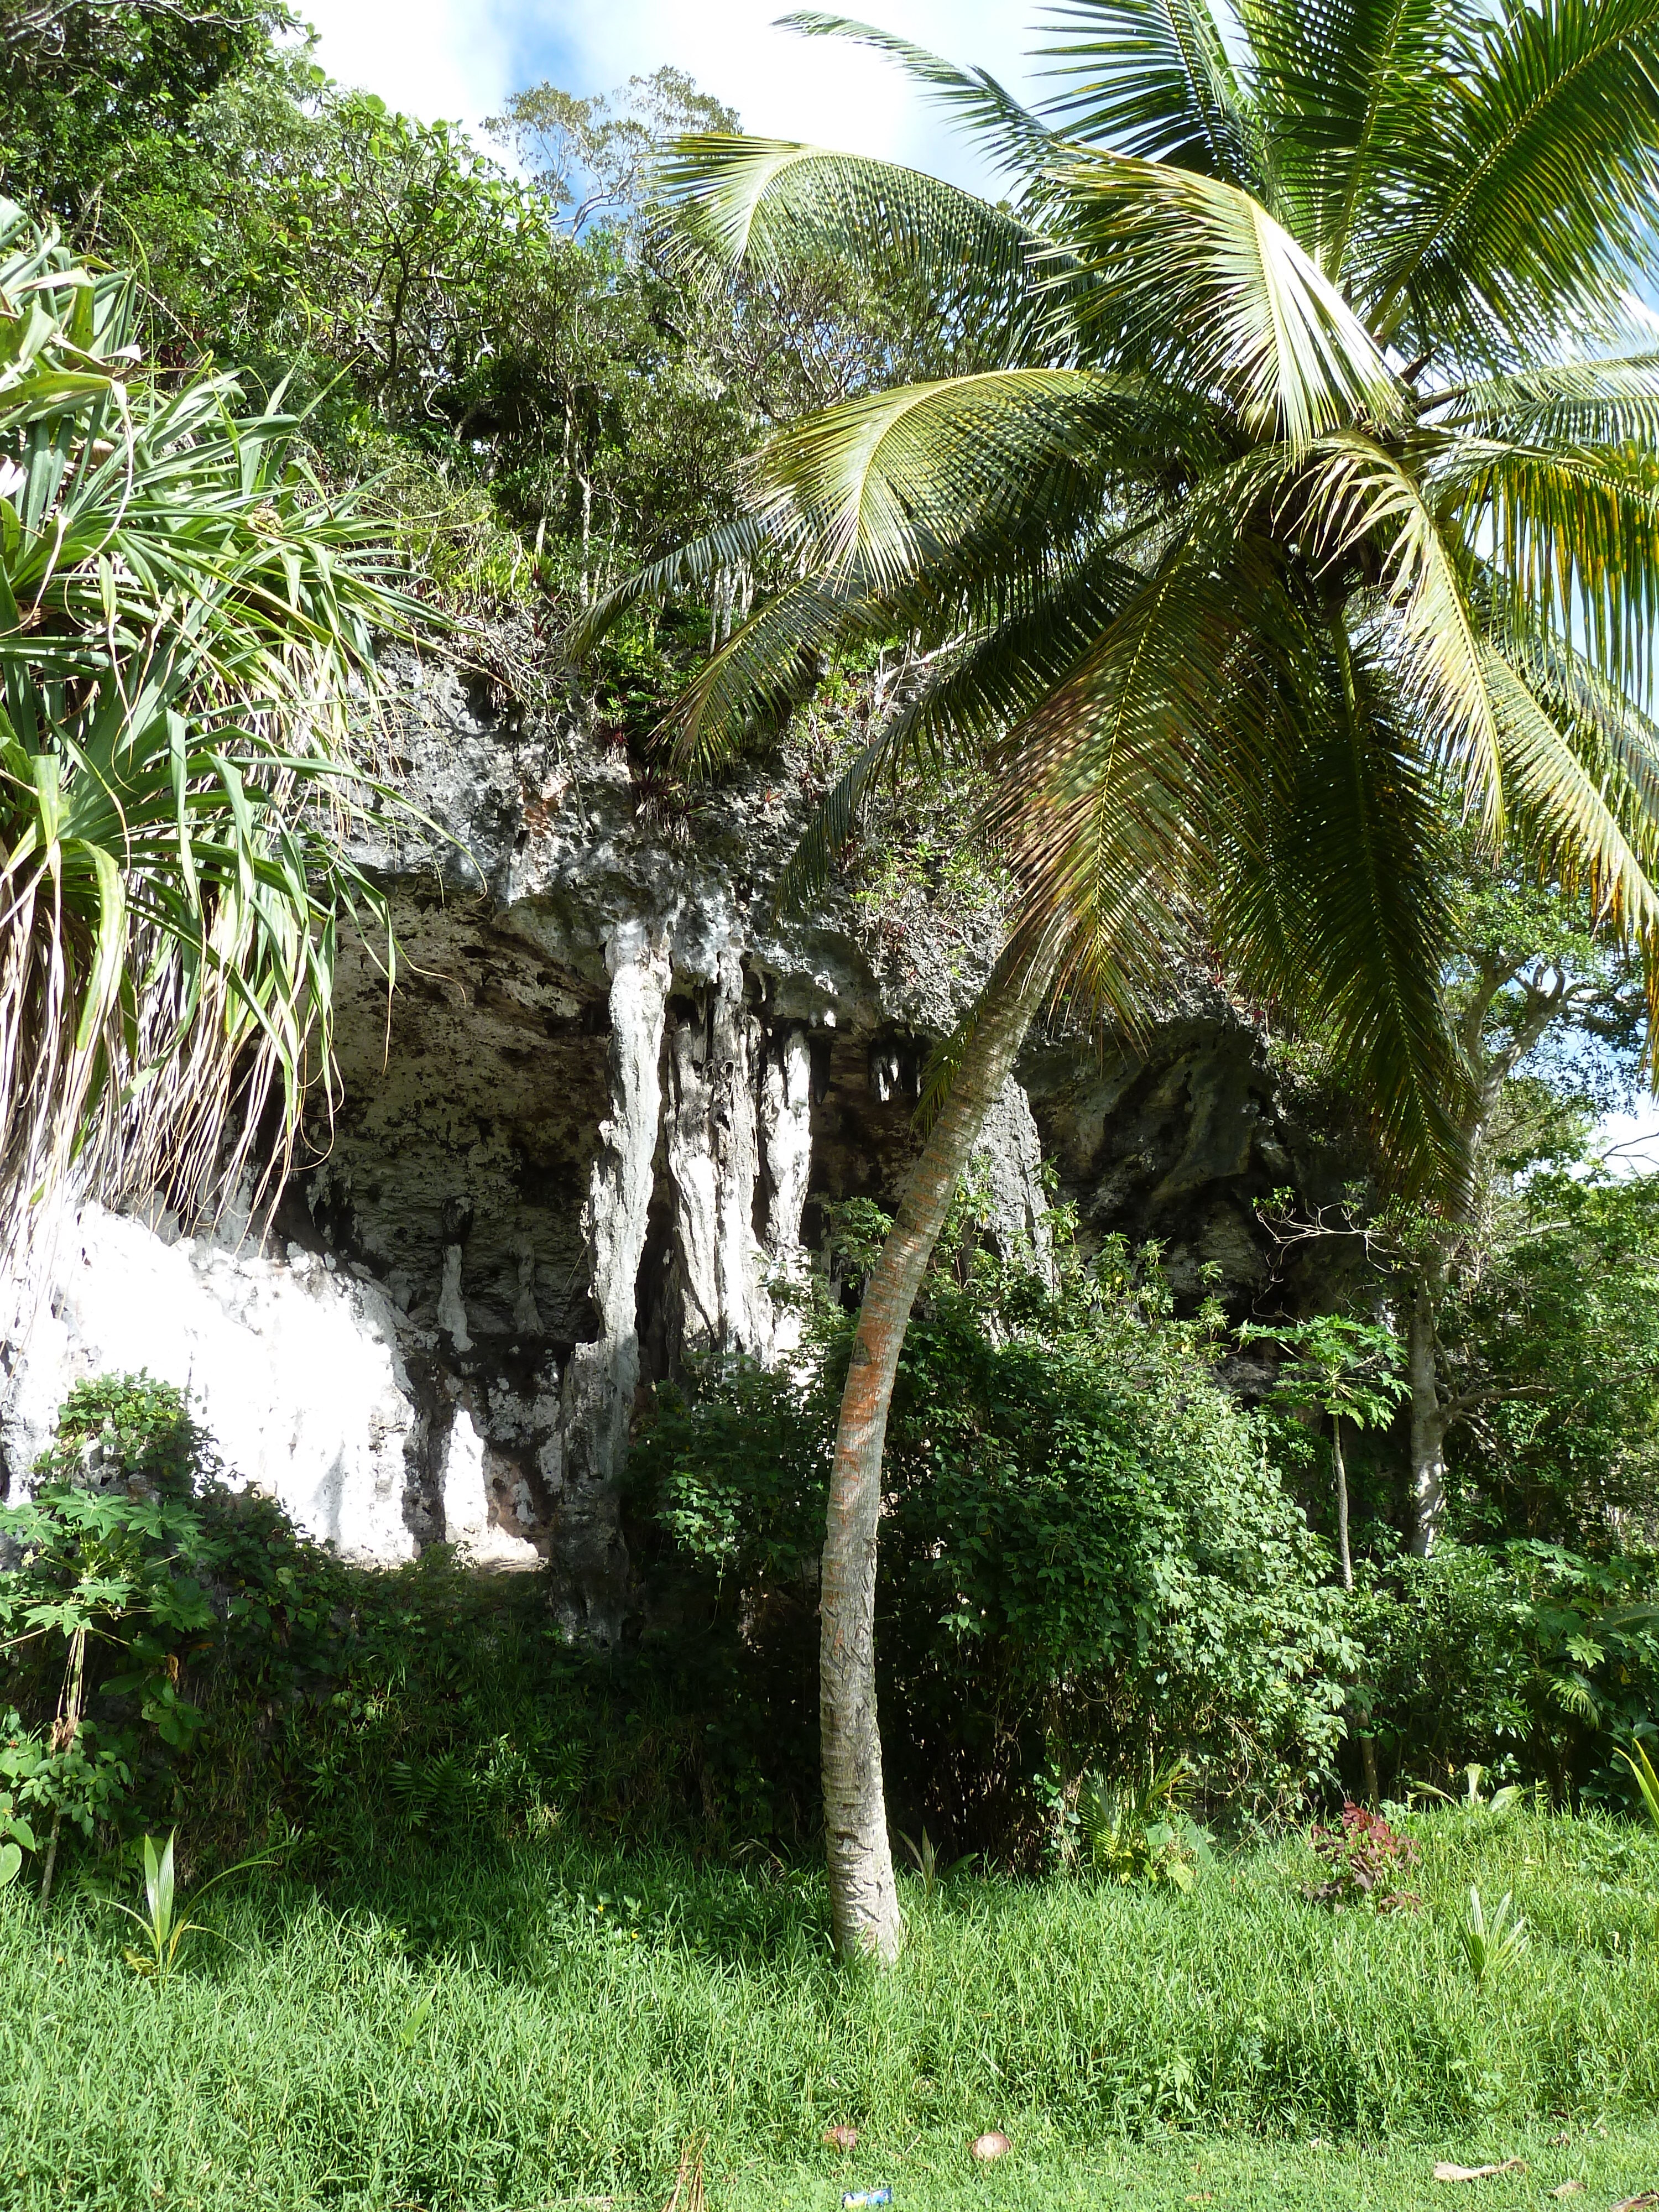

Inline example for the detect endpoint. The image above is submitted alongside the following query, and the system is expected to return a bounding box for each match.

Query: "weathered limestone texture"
[0,642,1336,1629]
[551,921,669,1638]
[1,1202,419,1561]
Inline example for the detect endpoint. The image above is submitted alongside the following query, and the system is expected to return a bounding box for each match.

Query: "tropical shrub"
[0,202,416,1258]
[634,1225,1354,1858]
[1306,1802,1421,1913]
[0,1375,747,1884]
[1352,1538,1659,1804]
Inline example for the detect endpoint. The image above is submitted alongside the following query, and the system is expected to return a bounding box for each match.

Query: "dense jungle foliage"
[5,2,1659,1893]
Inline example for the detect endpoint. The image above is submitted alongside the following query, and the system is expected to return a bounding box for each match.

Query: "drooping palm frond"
[562,515,780,658]
[1282,434,1505,830]
[779,11,1060,182]
[777,540,1145,905]
[660,575,855,773]
[1422,354,1659,448]
[1217,630,1472,1179]
[1506,617,1659,837]
[660,136,1067,367]
[1425,436,1659,713]
[0,202,422,1259]
[1481,645,1659,956]
[742,368,1191,585]
[986,527,1272,1000]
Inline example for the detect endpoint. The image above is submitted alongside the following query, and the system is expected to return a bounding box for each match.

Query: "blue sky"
[294,2,1037,187]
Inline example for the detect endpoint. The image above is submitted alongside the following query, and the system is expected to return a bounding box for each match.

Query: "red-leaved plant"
[1307,1803,1421,1912]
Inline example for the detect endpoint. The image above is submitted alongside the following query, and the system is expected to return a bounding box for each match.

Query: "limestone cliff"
[0,648,1348,1634]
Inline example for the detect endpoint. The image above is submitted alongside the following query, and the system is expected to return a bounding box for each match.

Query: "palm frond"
[1481,645,1659,953]
[1051,153,1408,441]
[1429,436,1659,708]
[1422,354,1659,447]
[660,135,1063,364]
[660,576,855,774]
[1218,624,1470,1183]
[743,368,1188,589]
[778,12,1058,182]
[1505,617,1659,835]
[987,526,1272,1020]
[1291,434,1505,830]
[1036,0,1259,184]
[561,516,778,655]
[776,542,1142,906]
[1239,0,1462,273]
[1361,0,1659,368]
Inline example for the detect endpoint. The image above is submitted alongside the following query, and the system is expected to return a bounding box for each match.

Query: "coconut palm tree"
[577,0,1659,1958]
[0,200,420,1262]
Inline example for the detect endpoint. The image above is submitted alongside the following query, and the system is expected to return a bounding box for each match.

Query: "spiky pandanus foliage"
[0,201,419,1260]
[577,0,1659,1957]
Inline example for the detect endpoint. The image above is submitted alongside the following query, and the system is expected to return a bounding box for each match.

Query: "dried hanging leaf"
[1434,2160,1528,2182]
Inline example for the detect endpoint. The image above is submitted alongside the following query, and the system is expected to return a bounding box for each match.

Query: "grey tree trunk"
[1332,1413,1353,1594]
[1407,1273,1447,1558]
[821,969,1044,1962]
[1331,1416,1381,1801]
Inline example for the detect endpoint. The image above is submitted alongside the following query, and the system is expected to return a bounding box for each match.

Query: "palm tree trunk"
[821,964,1045,1961]
[1407,1272,1446,1558]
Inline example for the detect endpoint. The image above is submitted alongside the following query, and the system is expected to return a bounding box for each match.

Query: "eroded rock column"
[760,1025,815,1357]
[973,1078,1055,1281]
[665,951,771,1358]
[552,921,669,1639]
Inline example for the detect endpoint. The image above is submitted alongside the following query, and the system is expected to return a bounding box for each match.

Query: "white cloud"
[293,1,1038,188]
[296,0,518,129]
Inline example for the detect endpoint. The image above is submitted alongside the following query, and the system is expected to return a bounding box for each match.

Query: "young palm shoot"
[108,1830,281,1980]
[1459,1886,1530,1990]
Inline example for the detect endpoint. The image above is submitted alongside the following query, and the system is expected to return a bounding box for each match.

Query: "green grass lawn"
[4,1807,1659,2210]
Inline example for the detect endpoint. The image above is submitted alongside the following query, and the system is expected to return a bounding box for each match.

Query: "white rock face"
[1,1203,419,1562]
[440,1402,539,1568]
[0,663,1079,1618]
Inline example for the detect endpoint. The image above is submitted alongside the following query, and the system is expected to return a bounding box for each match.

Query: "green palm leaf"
[743,368,1184,586]
[1037,0,1258,184]
[1430,436,1659,708]
[779,12,1059,181]
[1218,630,1470,1178]
[661,136,1062,363]
[1051,152,1408,441]
[1424,354,1659,447]
[1240,0,1461,274]
[1362,0,1659,366]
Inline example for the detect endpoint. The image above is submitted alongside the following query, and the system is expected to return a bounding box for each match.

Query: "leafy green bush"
[0,1374,771,1888]
[1352,1537,1659,1803]
[634,1227,1354,1859]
